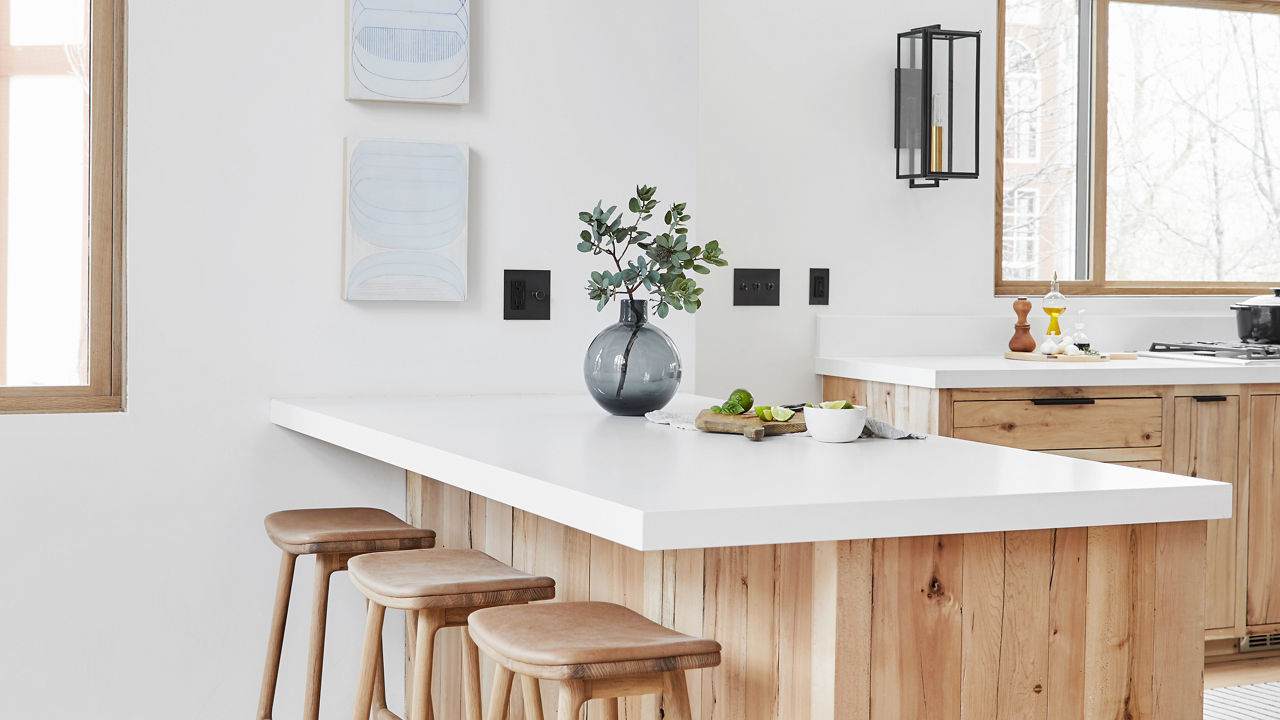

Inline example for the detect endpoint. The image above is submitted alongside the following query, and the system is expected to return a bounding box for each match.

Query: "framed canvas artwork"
[343,138,469,301]
[347,0,471,104]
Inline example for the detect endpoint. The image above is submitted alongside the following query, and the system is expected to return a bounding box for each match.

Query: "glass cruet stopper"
[1043,272,1069,336]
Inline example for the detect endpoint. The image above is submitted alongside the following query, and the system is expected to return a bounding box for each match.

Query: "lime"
[755,406,773,421]
[727,388,754,412]
[771,406,795,422]
[820,400,854,410]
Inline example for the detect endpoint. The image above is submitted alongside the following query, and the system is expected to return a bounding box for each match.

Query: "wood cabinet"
[823,377,1280,653]
[1248,395,1280,628]
[1171,395,1241,633]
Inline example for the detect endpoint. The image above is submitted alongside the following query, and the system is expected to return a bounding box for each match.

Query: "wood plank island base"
[409,473,1207,720]
[270,394,1228,720]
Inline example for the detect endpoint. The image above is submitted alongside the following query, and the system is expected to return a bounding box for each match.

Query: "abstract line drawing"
[343,138,469,301]
[347,0,470,104]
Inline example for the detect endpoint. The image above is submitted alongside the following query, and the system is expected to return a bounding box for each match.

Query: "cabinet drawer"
[952,398,1163,451]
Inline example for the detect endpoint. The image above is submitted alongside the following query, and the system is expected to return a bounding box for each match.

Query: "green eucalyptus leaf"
[656,303,669,319]
[577,242,593,252]
[692,264,710,274]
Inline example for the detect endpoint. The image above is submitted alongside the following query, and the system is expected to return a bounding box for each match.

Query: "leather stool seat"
[469,601,721,680]
[263,507,436,554]
[348,549,556,608]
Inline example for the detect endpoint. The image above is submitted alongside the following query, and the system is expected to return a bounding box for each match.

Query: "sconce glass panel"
[896,25,981,188]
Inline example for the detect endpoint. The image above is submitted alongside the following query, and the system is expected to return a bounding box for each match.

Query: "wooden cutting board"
[695,409,806,441]
[1004,351,1140,362]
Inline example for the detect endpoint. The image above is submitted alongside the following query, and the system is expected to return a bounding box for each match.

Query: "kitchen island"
[272,394,1231,720]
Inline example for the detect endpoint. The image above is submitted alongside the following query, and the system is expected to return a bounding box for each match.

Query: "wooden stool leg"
[461,628,484,720]
[371,602,388,716]
[599,698,619,720]
[520,676,544,720]
[485,666,514,720]
[304,553,340,720]
[352,602,387,720]
[405,610,419,711]
[556,680,588,720]
[409,610,445,720]
[661,671,693,720]
[257,551,297,720]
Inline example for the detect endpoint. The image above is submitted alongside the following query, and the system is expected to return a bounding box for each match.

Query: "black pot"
[1230,288,1280,343]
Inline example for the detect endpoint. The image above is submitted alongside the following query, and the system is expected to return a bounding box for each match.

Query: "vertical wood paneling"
[1154,521,1207,720]
[872,535,964,720]
[1248,395,1280,626]
[775,543,813,720]
[960,533,1004,720]
[1173,396,1241,631]
[744,545,778,720]
[1084,525,1133,720]
[1045,528,1087,720]
[702,546,747,720]
[1126,524,1158,719]
[997,531,1051,720]
[404,475,1208,720]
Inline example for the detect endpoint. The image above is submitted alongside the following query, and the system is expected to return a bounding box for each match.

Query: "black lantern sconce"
[895,25,981,189]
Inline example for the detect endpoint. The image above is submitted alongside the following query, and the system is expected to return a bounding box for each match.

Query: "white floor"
[1205,682,1280,719]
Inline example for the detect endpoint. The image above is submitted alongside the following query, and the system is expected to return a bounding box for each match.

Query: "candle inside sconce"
[930,92,944,173]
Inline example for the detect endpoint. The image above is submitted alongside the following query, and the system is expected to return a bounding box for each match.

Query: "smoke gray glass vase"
[584,299,682,416]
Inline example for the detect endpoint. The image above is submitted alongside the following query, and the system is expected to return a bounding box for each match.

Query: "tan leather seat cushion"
[347,549,555,599]
[468,602,721,667]
[264,507,435,549]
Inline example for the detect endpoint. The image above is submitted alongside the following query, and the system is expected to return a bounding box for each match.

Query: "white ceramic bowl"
[804,405,868,443]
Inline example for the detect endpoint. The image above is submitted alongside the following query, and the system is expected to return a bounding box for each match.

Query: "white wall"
[693,1,1249,403]
[0,2,696,718]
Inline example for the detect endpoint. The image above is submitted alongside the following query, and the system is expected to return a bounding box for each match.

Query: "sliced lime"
[755,406,773,421]
[821,400,853,410]
[771,406,795,422]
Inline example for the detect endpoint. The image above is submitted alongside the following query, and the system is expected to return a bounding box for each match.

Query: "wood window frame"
[994,0,1280,297]
[0,0,125,414]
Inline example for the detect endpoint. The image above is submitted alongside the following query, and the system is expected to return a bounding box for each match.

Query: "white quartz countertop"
[272,393,1231,550]
[815,354,1280,389]
[270,394,1230,551]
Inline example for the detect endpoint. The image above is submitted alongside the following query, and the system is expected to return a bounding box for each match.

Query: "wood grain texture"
[952,398,1162,451]
[1173,396,1241,631]
[406,474,1208,720]
[1248,395,1280,626]
[821,377,941,434]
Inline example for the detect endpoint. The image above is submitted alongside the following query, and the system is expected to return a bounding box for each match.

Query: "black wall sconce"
[895,25,981,189]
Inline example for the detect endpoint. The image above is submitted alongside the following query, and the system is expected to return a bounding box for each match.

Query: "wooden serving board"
[1004,351,1140,362]
[695,409,806,441]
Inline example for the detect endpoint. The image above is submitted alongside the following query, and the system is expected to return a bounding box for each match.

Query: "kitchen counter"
[271,392,1221,720]
[270,393,1228,551]
[816,353,1280,389]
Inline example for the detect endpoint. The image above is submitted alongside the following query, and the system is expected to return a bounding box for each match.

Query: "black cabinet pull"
[1031,398,1096,406]
[1194,395,1228,403]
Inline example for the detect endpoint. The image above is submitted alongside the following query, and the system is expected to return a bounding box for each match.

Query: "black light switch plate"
[733,268,780,306]
[504,270,551,320]
[809,268,830,305]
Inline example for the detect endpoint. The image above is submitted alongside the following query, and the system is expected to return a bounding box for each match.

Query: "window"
[996,0,1280,295]
[1004,188,1042,279]
[0,0,123,413]
[1005,42,1042,162]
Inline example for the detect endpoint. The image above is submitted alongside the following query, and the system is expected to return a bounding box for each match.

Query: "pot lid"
[1235,288,1280,307]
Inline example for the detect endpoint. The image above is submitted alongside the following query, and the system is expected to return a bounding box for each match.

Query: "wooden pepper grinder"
[1009,297,1037,352]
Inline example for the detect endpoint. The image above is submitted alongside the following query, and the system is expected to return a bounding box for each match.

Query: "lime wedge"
[771,406,795,422]
[755,407,773,421]
[821,400,853,410]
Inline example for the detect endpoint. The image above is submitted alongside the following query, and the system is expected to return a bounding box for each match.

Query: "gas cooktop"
[1140,341,1280,365]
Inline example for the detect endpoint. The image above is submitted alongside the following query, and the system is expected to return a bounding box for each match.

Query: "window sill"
[0,395,124,414]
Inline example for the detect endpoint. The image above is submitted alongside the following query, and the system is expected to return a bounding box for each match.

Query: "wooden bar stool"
[467,601,722,720]
[348,548,556,720]
[257,508,436,720]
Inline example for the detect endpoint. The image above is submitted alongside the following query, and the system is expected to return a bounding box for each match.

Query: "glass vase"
[583,299,681,416]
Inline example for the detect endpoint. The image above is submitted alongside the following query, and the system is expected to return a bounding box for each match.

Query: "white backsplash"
[815,314,1240,358]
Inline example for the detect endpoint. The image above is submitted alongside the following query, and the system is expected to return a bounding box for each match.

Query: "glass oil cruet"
[1043,272,1068,336]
